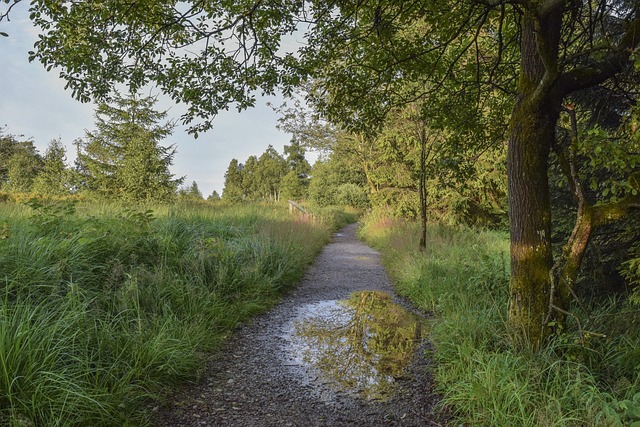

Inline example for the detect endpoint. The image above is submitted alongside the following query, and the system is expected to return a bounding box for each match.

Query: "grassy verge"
[0,200,341,426]
[359,213,640,427]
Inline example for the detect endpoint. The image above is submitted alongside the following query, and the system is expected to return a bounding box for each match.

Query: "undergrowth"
[359,212,640,427]
[0,200,339,426]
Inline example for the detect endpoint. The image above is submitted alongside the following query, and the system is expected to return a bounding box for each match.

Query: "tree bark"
[506,2,640,349]
[507,8,562,349]
[507,103,557,349]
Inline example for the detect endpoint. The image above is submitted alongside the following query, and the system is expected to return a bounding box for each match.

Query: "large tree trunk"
[507,102,556,349]
[506,2,640,349]
[507,9,562,350]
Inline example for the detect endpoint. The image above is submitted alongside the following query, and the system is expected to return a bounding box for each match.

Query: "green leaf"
[629,408,640,420]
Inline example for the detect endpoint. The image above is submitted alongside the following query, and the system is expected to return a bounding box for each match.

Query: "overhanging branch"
[0,0,21,23]
[556,6,640,97]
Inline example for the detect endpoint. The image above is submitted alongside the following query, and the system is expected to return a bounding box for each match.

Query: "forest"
[1,0,640,425]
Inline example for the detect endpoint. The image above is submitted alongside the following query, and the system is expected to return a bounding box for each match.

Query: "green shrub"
[334,183,369,209]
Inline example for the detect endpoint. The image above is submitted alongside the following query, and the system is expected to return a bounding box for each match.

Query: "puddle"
[285,291,424,401]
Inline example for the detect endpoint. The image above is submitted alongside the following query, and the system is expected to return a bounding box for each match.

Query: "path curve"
[156,223,444,426]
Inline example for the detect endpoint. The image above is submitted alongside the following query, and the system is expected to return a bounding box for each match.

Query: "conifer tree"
[76,93,182,201]
[187,181,203,199]
[207,190,221,201]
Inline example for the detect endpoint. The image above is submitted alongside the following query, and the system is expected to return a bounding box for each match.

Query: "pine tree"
[284,140,311,178]
[76,93,182,201]
[186,181,203,199]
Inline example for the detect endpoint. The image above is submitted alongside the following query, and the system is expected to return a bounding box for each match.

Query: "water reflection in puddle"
[285,291,424,401]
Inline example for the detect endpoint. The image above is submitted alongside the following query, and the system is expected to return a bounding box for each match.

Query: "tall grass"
[0,200,339,426]
[360,212,640,426]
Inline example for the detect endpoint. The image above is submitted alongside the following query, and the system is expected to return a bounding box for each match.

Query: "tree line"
[0,93,208,203]
[222,141,310,203]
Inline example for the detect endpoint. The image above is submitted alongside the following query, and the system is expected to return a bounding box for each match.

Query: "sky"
[0,5,306,198]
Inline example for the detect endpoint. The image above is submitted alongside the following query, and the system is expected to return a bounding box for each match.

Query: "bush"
[335,183,369,209]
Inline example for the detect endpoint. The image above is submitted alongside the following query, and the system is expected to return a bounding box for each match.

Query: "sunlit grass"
[359,214,640,426]
[0,199,343,426]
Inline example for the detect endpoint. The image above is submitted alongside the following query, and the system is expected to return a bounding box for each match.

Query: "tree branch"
[556,7,640,97]
[593,171,640,227]
[0,0,21,23]
[529,5,564,107]
[555,105,588,206]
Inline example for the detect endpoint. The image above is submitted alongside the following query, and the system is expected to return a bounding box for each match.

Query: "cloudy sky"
[0,5,304,198]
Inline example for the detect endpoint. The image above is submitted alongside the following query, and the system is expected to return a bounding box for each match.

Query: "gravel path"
[155,223,446,426]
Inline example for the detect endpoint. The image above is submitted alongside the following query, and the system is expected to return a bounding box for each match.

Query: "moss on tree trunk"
[506,10,562,350]
[507,101,556,349]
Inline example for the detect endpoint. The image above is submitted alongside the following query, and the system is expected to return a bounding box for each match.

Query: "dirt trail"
[155,223,445,426]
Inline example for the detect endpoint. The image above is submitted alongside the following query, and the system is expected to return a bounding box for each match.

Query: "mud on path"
[155,223,446,426]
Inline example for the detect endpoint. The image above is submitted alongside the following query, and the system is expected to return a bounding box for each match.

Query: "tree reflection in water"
[293,291,424,401]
